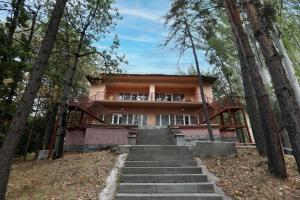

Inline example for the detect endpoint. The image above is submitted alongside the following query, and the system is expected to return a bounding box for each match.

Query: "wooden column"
[241,109,252,143]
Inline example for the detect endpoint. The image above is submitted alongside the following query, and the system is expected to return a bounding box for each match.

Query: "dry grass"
[6,151,117,200]
[203,148,300,200]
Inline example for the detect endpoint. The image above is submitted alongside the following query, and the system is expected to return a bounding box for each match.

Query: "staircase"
[68,95,112,124]
[116,145,223,200]
[137,128,173,145]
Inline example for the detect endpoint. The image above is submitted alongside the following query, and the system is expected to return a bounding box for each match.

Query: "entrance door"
[183,115,191,125]
[161,115,170,127]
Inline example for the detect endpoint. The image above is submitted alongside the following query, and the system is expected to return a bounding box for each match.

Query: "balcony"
[93,91,207,106]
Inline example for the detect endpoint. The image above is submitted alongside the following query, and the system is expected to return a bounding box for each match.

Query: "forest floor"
[6,150,117,200]
[203,147,300,200]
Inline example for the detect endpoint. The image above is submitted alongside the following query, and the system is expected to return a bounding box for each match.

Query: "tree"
[224,0,286,178]
[53,0,123,159]
[199,14,265,148]
[0,0,67,198]
[164,0,215,141]
[242,0,300,173]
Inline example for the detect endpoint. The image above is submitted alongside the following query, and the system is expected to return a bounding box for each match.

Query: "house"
[64,74,252,151]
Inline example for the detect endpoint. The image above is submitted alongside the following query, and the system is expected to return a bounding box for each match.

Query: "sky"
[96,0,211,74]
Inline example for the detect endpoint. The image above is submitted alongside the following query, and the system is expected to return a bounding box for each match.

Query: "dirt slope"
[6,151,117,200]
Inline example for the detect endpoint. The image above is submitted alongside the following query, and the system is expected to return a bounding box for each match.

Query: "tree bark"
[0,0,67,198]
[224,0,286,177]
[236,40,267,155]
[42,103,59,150]
[270,24,300,108]
[185,20,215,141]
[243,0,300,174]
[53,31,84,159]
[23,98,41,161]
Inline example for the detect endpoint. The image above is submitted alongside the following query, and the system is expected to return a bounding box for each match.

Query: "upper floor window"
[119,93,149,101]
[155,93,184,102]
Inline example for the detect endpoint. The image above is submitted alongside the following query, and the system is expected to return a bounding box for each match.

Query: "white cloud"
[119,34,158,43]
[119,7,164,23]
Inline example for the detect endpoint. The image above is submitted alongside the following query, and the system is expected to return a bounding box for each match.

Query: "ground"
[6,150,117,200]
[203,148,300,200]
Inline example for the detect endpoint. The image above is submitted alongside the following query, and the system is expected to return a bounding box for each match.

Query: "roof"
[86,73,217,85]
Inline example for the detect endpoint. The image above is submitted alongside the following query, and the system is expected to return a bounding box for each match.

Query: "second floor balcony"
[93,91,212,104]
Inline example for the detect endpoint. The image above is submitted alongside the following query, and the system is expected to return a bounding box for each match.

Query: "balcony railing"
[93,92,212,103]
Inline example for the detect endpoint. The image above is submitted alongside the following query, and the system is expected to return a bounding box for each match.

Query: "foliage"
[0,0,124,154]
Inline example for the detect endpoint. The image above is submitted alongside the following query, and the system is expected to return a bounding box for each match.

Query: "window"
[120,114,128,125]
[156,114,171,127]
[119,93,124,100]
[112,114,122,124]
[155,93,184,102]
[184,115,191,125]
[124,93,131,100]
[137,93,148,101]
[166,94,172,101]
[173,94,179,101]
[175,115,183,125]
[128,114,133,124]
[175,115,191,125]
[118,93,148,101]
[131,93,137,100]
[112,114,147,126]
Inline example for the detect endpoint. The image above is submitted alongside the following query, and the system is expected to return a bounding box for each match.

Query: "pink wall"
[180,127,221,137]
[65,129,85,145]
[84,127,128,145]
[220,130,236,138]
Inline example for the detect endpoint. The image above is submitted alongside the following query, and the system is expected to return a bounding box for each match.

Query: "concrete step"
[116,193,223,200]
[122,167,202,174]
[120,174,208,183]
[137,129,173,145]
[118,183,215,193]
[128,145,191,151]
[129,149,192,156]
[124,160,197,167]
[127,154,194,161]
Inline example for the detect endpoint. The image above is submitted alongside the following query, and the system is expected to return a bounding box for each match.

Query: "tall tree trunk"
[224,0,286,177]
[230,14,266,155]
[271,24,300,107]
[185,20,215,141]
[244,26,271,86]
[242,0,300,173]
[237,40,267,155]
[43,103,59,150]
[0,0,67,198]
[53,31,85,159]
[23,98,41,161]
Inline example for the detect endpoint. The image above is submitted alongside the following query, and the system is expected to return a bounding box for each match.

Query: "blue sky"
[96,0,211,74]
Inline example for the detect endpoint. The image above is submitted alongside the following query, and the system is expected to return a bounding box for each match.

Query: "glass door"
[159,114,170,127]
[183,115,191,125]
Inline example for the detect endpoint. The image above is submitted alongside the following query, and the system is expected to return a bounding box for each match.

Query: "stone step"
[137,129,172,145]
[120,174,208,183]
[127,154,194,161]
[122,167,202,174]
[129,149,192,156]
[124,160,197,167]
[116,193,223,200]
[128,145,191,151]
[118,183,215,193]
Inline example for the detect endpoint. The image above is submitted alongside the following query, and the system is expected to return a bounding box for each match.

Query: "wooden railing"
[196,96,245,124]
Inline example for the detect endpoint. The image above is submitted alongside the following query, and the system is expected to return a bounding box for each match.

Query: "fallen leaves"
[203,148,300,200]
[6,151,117,200]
